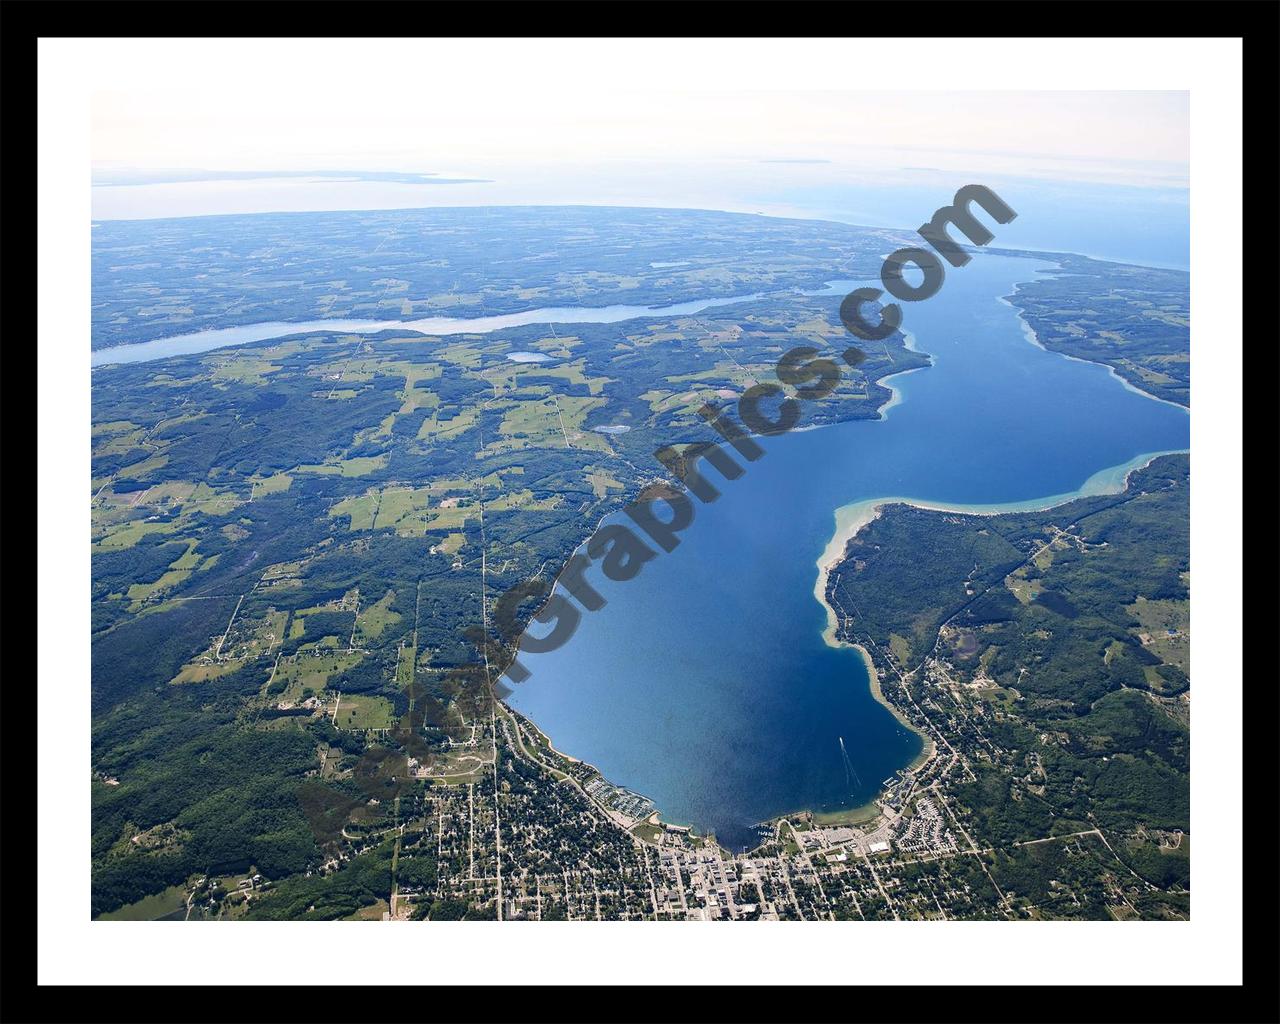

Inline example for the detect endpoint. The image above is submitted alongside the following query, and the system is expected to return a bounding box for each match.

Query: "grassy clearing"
[345,899,389,921]
[171,659,249,685]
[96,884,189,921]
[395,643,416,687]
[518,358,613,396]
[811,804,881,827]
[417,406,479,442]
[373,489,430,531]
[250,472,293,498]
[272,651,363,702]
[208,355,282,387]
[330,492,380,531]
[485,395,610,455]
[435,533,466,556]
[354,590,402,643]
[1005,563,1044,604]
[888,633,912,666]
[296,454,389,477]
[92,516,181,552]
[586,469,624,498]
[436,342,482,368]
[125,540,202,608]
[1127,597,1189,673]
[335,694,396,731]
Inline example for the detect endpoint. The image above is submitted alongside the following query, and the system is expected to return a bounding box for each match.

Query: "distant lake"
[507,351,553,363]
[506,252,1190,851]
[90,293,765,367]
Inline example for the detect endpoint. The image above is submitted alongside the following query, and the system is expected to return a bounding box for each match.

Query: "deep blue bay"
[506,253,1190,851]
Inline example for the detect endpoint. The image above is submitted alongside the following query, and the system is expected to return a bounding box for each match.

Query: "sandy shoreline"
[812,447,1187,780]
[811,505,936,771]
[873,328,928,419]
[815,445,1184,614]
[857,643,936,773]
[998,284,1190,413]
[814,499,889,646]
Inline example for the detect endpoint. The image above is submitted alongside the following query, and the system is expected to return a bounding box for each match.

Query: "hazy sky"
[90,41,1188,188]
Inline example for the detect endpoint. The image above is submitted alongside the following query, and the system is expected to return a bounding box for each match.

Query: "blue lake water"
[89,280,864,369]
[90,294,766,367]
[88,236,1190,852]
[506,252,1190,851]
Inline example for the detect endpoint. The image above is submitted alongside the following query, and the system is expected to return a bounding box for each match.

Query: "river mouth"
[503,253,1190,852]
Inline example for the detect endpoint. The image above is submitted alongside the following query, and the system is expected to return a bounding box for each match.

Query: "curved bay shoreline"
[809,446,1187,823]
[507,253,1189,852]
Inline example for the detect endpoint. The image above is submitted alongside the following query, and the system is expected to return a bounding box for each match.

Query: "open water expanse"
[505,253,1190,850]
[89,241,1190,851]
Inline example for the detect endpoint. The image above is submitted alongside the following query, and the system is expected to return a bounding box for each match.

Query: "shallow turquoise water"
[506,253,1190,850]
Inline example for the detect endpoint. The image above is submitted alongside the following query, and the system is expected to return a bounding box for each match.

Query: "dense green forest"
[1004,253,1189,406]
[92,206,901,349]
[90,211,926,917]
[828,455,1190,877]
[90,209,1191,921]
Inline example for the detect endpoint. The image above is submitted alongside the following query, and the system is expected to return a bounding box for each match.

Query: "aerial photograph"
[83,64,1194,928]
